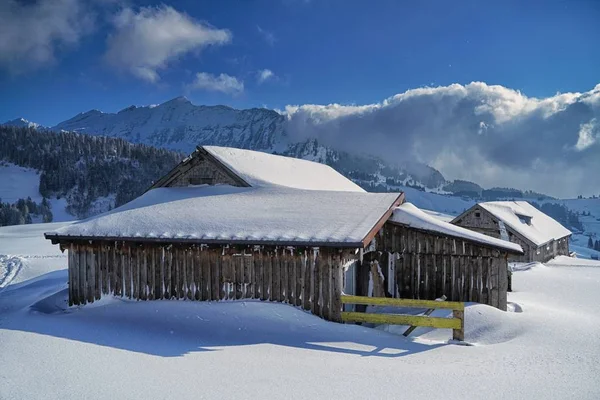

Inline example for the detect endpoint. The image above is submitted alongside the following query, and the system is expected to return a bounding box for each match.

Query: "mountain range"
[2,96,551,199]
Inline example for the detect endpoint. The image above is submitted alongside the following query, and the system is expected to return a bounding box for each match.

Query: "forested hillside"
[0,126,183,223]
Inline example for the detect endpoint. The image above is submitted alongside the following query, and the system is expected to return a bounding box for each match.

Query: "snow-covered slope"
[0,163,71,222]
[53,97,286,153]
[1,223,600,399]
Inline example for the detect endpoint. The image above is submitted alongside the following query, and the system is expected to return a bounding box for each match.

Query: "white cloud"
[257,69,276,84]
[105,5,231,82]
[188,72,244,95]
[575,119,598,151]
[284,82,600,197]
[0,0,94,72]
[257,25,276,46]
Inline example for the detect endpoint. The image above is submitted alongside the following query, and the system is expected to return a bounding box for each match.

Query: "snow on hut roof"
[46,185,402,247]
[478,201,571,246]
[390,203,523,253]
[203,146,365,192]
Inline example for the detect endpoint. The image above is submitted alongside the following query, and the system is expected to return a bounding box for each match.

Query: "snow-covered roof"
[478,201,571,246]
[390,203,523,253]
[45,185,402,247]
[203,146,365,192]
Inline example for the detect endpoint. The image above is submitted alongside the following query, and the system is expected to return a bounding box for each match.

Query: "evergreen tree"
[589,237,595,248]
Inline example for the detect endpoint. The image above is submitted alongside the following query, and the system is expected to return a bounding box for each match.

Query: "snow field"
[1,223,600,399]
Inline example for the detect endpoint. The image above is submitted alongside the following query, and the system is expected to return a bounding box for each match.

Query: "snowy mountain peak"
[2,117,40,129]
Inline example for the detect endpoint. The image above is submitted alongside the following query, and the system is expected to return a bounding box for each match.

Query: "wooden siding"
[65,241,352,322]
[453,207,570,263]
[168,155,243,187]
[365,222,509,310]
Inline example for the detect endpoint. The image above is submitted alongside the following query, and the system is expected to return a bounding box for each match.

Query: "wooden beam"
[341,312,461,329]
[341,294,464,310]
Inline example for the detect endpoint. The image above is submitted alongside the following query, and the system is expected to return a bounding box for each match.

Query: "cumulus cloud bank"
[0,0,94,72]
[105,6,231,82]
[284,82,600,198]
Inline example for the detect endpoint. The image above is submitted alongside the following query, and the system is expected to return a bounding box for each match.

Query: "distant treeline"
[0,126,183,222]
[530,202,584,232]
[0,197,52,227]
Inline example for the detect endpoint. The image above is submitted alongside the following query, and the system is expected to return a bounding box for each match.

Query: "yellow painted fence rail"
[340,295,465,341]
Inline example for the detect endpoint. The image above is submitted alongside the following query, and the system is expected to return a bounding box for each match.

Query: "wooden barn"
[451,201,571,263]
[45,146,523,321]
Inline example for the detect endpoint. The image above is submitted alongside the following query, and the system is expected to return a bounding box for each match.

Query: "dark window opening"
[475,212,481,218]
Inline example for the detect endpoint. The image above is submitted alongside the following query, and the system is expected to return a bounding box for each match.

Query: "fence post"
[452,309,464,341]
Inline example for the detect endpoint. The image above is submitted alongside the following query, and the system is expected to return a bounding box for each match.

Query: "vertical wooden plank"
[87,246,94,303]
[71,244,79,305]
[67,244,74,306]
[131,245,139,299]
[453,310,465,341]
[312,249,320,315]
[201,249,211,301]
[222,254,231,300]
[263,250,274,301]
[79,244,87,304]
[295,252,303,307]
[108,245,115,295]
[255,251,263,300]
[246,253,254,299]
[288,250,294,305]
[261,251,269,301]
[164,246,172,299]
[93,246,101,301]
[192,247,200,300]
[330,251,343,322]
[100,244,106,295]
[321,249,331,320]
[123,245,131,299]
[138,246,146,300]
[186,248,194,300]
[208,250,218,300]
[272,251,280,302]
[113,245,121,297]
[235,255,244,300]
[281,251,288,303]
[302,251,311,311]
[498,256,508,311]
[146,245,154,300]
[156,247,164,299]
[176,247,183,299]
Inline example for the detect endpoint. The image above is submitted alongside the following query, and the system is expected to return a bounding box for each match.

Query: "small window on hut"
[475,212,481,218]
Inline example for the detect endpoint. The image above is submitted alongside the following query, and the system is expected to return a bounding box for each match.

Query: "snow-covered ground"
[1,223,600,399]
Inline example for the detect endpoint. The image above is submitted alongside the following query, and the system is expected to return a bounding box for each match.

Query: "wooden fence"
[340,295,465,341]
[66,241,351,322]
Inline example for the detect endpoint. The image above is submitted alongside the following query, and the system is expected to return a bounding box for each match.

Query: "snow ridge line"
[0,254,24,290]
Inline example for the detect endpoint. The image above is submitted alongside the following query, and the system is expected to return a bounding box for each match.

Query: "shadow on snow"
[0,270,446,358]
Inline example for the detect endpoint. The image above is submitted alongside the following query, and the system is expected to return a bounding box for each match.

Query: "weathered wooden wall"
[65,242,351,322]
[452,207,570,263]
[363,222,509,310]
[168,155,242,187]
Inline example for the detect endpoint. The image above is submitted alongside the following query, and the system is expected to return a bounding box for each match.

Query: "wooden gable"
[149,147,250,190]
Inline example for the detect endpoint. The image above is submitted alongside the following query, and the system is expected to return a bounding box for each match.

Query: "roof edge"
[361,192,405,248]
[386,220,524,255]
[44,233,363,249]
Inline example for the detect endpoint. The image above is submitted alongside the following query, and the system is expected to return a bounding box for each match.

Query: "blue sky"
[0,0,599,126]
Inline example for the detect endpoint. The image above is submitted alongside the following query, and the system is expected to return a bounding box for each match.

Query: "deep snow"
[1,224,600,400]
